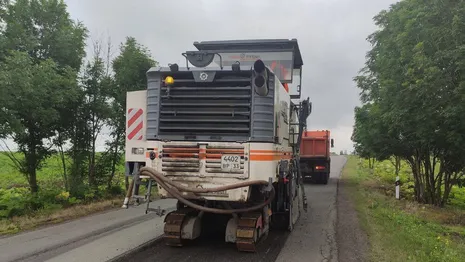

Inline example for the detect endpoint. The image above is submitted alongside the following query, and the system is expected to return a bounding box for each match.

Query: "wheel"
[270,213,290,230]
[322,173,329,185]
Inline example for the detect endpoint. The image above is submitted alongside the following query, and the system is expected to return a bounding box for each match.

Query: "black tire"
[322,173,329,185]
[271,213,290,230]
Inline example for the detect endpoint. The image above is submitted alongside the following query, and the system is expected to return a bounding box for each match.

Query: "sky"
[3,0,399,153]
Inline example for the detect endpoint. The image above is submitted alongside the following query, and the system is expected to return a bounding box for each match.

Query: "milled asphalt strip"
[23,207,177,262]
[10,206,176,262]
[0,199,177,262]
[44,213,172,262]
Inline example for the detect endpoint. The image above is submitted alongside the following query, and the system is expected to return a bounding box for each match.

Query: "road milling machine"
[123,39,311,252]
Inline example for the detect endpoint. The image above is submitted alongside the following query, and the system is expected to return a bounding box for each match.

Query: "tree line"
[0,0,157,199]
[351,0,465,207]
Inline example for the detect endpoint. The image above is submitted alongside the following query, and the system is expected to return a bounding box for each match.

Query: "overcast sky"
[4,0,398,153]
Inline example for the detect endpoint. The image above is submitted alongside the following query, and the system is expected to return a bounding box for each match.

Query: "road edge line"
[107,234,165,262]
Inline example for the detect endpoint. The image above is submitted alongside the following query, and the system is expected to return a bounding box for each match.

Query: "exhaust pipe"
[252,59,269,96]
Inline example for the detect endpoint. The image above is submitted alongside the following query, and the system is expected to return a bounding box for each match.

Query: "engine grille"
[158,71,252,139]
[160,144,247,177]
[161,144,200,174]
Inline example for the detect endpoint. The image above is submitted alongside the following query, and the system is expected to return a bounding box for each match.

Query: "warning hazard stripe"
[127,108,144,140]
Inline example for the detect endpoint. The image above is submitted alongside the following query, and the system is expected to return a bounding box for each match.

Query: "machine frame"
[122,39,310,252]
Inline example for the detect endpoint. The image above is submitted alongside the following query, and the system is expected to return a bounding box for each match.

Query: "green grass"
[0,153,66,188]
[0,152,128,189]
[343,156,465,262]
[0,152,132,235]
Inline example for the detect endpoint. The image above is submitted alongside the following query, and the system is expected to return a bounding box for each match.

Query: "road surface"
[0,199,177,262]
[115,156,347,262]
[275,156,345,262]
[0,156,348,262]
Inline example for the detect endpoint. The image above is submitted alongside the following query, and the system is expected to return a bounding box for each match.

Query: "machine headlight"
[164,76,174,85]
[132,147,144,155]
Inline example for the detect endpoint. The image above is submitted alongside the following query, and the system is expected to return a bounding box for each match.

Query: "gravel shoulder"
[336,162,369,262]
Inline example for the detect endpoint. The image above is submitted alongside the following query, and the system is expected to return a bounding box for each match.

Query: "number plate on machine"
[221,155,241,172]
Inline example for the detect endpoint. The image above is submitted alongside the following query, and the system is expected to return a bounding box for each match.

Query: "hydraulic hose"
[140,166,270,193]
[138,166,275,214]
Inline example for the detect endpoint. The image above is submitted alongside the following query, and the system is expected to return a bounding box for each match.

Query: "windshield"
[212,51,295,83]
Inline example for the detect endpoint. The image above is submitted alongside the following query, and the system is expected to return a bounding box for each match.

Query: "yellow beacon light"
[165,76,174,85]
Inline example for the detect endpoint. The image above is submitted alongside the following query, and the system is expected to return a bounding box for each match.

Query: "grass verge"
[342,156,465,262]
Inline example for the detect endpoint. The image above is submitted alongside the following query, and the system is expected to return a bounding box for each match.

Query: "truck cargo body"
[299,130,333,184]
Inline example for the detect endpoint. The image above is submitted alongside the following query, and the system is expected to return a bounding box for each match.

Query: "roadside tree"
[353,0,465,206]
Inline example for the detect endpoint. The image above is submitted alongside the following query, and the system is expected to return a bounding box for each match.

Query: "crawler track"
[113,227,290,262]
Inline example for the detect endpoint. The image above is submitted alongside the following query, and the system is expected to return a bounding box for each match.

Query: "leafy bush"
[359,158,465,209]
[0,187,86,219]
[0,188,30,218]
[448,188,465,210]
[0,151,127,222]
[107,185,124,196]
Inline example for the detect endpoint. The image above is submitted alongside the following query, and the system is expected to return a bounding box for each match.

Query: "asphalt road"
[116,156,347,262]
[0,199,177,262]
[0,156,347,262]
[276,156,346,262]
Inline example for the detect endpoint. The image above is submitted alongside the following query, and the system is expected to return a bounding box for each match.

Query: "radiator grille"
[159,72,252,138]
[161,144,200,174]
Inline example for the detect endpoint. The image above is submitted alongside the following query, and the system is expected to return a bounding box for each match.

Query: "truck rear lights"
[315,166,326,170]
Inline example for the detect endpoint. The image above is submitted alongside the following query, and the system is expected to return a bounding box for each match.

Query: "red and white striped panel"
[127,108,144,140]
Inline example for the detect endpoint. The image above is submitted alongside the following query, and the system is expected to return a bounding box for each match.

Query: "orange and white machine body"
[122,39,311,251]
[124,74,296,202]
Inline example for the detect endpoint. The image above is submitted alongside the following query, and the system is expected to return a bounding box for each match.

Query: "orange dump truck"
[299,130,334,184]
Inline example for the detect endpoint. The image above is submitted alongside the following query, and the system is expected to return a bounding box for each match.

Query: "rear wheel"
[322,173,329,184]
[271,159,302,231]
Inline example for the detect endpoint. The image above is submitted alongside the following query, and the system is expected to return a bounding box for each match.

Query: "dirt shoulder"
[336,160,369,262]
